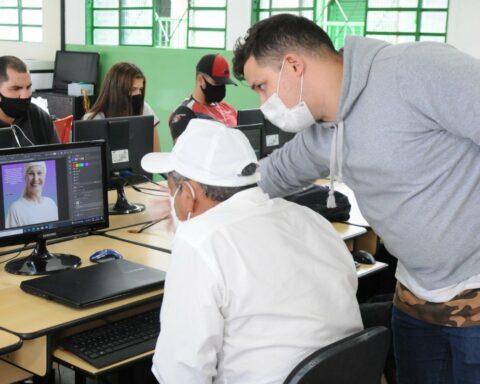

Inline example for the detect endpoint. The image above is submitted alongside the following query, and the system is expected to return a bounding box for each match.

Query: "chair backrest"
[53,114,74,144]
[283,326,390,384]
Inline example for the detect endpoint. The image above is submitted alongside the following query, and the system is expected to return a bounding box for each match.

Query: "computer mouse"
[351,250,376,265]
[89,249,123,263]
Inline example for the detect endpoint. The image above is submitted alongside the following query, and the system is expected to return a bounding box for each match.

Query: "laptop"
[20,259,166,308]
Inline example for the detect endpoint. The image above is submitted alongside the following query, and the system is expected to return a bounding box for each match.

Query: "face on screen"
[25,164,45,198]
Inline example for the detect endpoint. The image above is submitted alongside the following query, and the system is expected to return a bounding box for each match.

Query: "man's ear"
[196,73,205,87]
[284,53,305,77]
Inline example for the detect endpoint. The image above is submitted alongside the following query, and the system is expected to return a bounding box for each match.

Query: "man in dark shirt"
[169,54,238,143]
[0,55,59,148]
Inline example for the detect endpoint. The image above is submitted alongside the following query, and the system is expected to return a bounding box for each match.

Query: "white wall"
[226,1,251,50]
[0,0,61,62]
[446,0,480,58]
[65,0,86,45]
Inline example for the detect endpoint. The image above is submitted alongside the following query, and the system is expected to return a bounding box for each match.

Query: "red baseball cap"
[196,54,237,86]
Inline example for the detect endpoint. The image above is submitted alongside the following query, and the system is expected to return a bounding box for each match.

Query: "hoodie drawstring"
[327,121,344,208]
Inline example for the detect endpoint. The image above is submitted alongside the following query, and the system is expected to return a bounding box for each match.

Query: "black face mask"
[201,78,226,104]
[131,94,143,115]
[0,93,31,119]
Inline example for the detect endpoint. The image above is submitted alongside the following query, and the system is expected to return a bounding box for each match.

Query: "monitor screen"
[237,108,295,158]
[0,141,109,275]
[53,51,100,93]
[72,115,154,214]
[236,124,262,160]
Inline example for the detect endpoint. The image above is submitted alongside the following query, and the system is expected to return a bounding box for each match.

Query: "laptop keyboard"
[59,307,160,368]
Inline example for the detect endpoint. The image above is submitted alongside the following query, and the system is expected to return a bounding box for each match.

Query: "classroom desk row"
[0,184,387,382]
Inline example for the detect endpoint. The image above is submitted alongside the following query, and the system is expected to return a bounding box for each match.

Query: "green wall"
[66,45,260,151]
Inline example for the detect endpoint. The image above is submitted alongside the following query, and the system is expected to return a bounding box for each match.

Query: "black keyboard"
[59,307,160,368]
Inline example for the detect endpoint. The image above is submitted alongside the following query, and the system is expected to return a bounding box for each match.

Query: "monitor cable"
[119,170,169,196]
[0,243,30,265]
[127,214,170,234]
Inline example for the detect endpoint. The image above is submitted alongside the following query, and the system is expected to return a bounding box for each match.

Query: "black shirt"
[0,103,59,148]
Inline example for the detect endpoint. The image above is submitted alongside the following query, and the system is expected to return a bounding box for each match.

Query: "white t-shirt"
[152,187,362,384]
[6,196,59,228]
[82,101,159,126]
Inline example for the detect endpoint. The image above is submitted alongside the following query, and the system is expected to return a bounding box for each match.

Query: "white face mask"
[260,60,316,133]
[170,181,196,227]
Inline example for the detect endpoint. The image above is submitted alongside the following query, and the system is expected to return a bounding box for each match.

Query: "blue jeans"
[392,306,480,384]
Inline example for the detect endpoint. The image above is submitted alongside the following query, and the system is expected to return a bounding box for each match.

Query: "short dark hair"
[0,56,28,85]
[169,170,257,203]
[232,14,336,81]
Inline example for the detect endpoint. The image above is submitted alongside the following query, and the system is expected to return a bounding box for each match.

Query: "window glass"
[121,0,152,6]
[22,0,42,6]
[422,0,448,8]
[94,10,119,27]
[22,26,42,41]
[0,9,18,24]
[122,28,152,45]
[22,9,42,25]
[93,28,119,45]
[94,0,118,8]
[0,25,18,40]
[189,10,225,29]
[121,9,152,27]
[0,0,42,42]
[0,0,17,6]
[419,35,445,42]
[367,11,417,33]
[420,11,447,33]
[253,1,448,51]
[188,30,224,48]
[190,0,225,7]
[368,0,418,7]
[365,33,415,43]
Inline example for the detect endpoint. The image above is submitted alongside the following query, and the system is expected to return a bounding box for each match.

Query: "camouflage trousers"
[394,282,480,327]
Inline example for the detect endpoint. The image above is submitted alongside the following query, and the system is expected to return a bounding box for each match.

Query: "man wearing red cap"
[168,54,238,142]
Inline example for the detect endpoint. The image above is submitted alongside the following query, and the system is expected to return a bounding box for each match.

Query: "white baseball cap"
[141,119,260,187]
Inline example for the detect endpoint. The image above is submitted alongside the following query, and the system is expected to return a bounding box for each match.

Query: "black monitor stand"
[109,176,145,215]
[5,239,81,276]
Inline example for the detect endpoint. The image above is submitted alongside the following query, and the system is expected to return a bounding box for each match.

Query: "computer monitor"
[52,51,100,94]
[72,115,154,215]
[0,141,109,275]
[236,124,262,159]
[237,108,295,158]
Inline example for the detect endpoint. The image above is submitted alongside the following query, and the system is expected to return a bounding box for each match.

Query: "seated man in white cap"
[141,119,362,384]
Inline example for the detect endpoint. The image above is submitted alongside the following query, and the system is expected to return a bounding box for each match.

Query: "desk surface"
[106,184,170,231]
[0,330,22,355]
[0,236,170,338]
[104,221,367,254]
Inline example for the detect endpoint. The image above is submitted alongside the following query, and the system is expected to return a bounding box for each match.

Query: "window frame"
[0,0,43,43]
[86,0,157,47]
[364,1,450,43]
[251,0,449,49]
[186,1,227,50]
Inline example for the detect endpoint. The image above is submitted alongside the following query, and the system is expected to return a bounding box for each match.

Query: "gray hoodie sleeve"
[397,43,480,145]
[258,125,330,198]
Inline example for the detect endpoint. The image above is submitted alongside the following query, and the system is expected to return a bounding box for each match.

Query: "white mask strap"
[299,72,304,104]
[184,181,196,220]
[276,59,287,94]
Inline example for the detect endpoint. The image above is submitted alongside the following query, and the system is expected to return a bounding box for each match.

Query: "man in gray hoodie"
[232,14,480,384]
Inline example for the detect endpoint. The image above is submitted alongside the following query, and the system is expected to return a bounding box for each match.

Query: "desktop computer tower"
[33,91,94,120]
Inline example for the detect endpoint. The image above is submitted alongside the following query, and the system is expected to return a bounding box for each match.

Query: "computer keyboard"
[58,307,160,368]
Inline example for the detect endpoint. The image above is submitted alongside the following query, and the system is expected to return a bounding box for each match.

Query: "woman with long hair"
[83,62,160,151]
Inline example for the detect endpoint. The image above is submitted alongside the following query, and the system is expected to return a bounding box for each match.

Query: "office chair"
[53,114,73,143]
[283,326,390,384]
